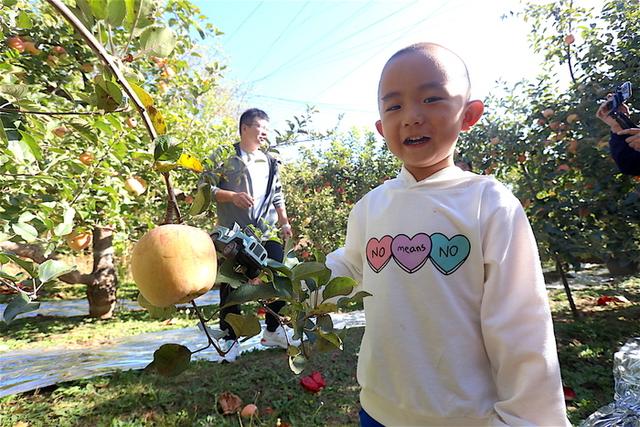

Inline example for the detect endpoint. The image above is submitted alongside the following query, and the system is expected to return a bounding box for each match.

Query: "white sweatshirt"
[326,166,570,427]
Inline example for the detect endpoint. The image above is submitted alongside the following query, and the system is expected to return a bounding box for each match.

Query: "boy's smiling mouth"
[403,135,431,145]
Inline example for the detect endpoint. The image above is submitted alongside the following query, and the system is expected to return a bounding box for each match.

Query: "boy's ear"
[461,100,484,131]
[375,120,384,137]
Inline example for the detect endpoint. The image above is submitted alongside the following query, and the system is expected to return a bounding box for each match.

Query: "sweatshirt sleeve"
[326,203,364,283]
[610,131,640,176]
[480,190,570,426]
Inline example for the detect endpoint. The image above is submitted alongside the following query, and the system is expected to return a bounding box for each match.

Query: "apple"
[240,404,258,418]
[126,117,138,128]
[557,164,570,172]
[65,230,92,251]
[542,108,554,118]
[549,121,561,131]
[51,45,66,56]
[46,54,59,66]
[564,34,575,45]
[566,139,578,154]
[7,36,25,53]
[158,81,168,94]
[53,126,68,138]
[80,63,93,73]
[79,151,94,165]
[124,176,147,196]
[566,113,579,124]
[161,66,175,78]
[130,224,218,307]
[517,154,526,164]
[22,41,41,55]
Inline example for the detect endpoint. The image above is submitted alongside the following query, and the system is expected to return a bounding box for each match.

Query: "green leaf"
[124,0,154,29]
[145,343,191,377]
[19,132,42,161]
[38,259,75,284]
[106,0,126,26]
[11,222,38,242]
[0,123,8,145]
[288,353,306,375]
[337,290,372,309]
[266,258,293,278]
[17,11,33,29]
[189,183,211,216]
[223,313,261,339]
[222,283,281,308]
[0,84,29,101]
[53,206,76,237]
[322,276,356,302]
[153,135,181,162]
[316,330,343,351]
[88,0,108,19]
[0,252,36,277]
[3,292,40,324]
[140,26,177,57]
[137,293,177,319]
[292,261,331,285]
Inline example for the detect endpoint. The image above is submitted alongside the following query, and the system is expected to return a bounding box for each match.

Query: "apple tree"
[457,0,640,286]
[0,0,230,319]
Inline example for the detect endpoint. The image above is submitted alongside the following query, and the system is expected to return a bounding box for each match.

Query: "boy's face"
[375,50,483,181]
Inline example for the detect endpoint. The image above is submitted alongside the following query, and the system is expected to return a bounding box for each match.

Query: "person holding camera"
[596,93,640,176]
[203,108,296,362]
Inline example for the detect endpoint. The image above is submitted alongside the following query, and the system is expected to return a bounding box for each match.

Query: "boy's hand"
[617,128,640,152]
[232,192,254,209]
[596,94,629,133]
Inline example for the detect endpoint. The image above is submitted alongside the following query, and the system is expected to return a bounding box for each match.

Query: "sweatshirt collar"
[398,165,464,185]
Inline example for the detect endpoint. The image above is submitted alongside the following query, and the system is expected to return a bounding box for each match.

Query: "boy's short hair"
[382,42,472,98]
[239,108,269,135]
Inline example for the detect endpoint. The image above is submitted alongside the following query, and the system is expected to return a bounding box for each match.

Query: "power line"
[251,94,377,113]
[311,0,451,99]
[249,0,374,84]
[245,2,311,78]
[225,1,264,44]
[252,0,417,84]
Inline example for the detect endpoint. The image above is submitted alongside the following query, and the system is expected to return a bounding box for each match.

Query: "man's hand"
[617,128,640,152]
[232,192,254,209]
[281,223,293,240]
[596,94,629,133]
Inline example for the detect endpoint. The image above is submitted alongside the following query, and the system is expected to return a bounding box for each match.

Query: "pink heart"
[391,234,432,273]
[366,235,393,273]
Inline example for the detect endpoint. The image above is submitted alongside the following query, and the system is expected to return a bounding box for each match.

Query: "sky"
[191,0,598,136]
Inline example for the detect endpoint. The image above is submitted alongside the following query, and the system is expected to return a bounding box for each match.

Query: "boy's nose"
[403,108,424,126]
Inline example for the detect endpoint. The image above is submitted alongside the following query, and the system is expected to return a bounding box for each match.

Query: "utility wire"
[312,0,451,99]
[250,0,374,84]
[225,1,264,44]
[245,1,311,78]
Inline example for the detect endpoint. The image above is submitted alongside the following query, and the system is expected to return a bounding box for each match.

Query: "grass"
[0,265,638,426]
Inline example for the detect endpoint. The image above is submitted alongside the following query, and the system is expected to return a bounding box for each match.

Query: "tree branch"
[45,0,158,141]
[0,241,93,285]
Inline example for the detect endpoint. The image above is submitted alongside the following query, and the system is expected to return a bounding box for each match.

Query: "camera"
[210,224,268,279]
[607,81,637,129]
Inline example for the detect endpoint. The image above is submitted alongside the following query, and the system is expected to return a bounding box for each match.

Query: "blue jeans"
[359,409,385,427]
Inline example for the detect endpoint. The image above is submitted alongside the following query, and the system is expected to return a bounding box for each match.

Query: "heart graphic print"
[390,233,432,273]
[366,235,393,273]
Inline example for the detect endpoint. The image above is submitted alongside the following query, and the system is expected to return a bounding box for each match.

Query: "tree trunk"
[87,227,118,318]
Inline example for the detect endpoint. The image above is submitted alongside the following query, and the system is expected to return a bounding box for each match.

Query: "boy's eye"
[385,105,401,112]
[423,97,442,104]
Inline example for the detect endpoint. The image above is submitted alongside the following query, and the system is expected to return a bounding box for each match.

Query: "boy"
[326,43,570,426]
